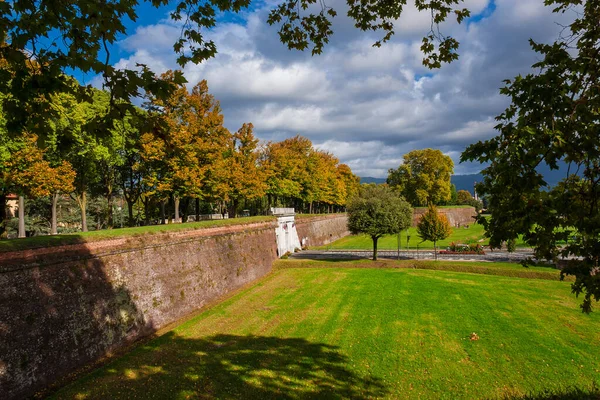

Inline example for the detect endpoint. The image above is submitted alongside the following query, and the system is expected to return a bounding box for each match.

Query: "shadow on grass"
[56,333,388,399]
[501,386,600,400]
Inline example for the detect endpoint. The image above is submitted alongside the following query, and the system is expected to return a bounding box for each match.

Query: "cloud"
[106,0,575,177]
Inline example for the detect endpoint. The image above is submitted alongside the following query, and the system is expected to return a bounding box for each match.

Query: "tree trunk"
[434,241,437,260]
[51,192,59,235]
[143,198,151,225]
[18,195,25,238]
[80,192,88,232]
[0,193,7,239]
[309,201,313,214]
[174,196,180,223]
[372,236,378,261]
[126,198,135,226]
[195,198,200,221]
[181,197,190,223]
[229,199,239,218]
[160,200,166,224]
[106,191,114,229]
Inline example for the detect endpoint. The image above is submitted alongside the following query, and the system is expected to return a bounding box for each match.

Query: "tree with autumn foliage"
[262,136,310,208]
[417,204,452,260]
[214,123,266,217]
[142,73,230,222]
[305,150,338,212]
[6,135,75,237]
[260,136,359,213]
[336,164,360,207]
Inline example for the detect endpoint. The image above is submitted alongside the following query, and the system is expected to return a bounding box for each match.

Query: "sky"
[81,0,576,178]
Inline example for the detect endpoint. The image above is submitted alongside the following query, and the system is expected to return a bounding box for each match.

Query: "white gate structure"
[272,208,301,257]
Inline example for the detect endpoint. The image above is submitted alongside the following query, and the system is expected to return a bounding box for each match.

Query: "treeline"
[0,73,360,238]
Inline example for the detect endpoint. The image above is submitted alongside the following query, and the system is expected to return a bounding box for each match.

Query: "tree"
[142,74,230,222]
[48,89,113,232]
[347,185,412,260]
[456,190,472,205]
[0,0,470,140]
[116,110,148,226]
[336,164,361,208]
[216,123,266,217]
[416,204,452,260]
[461,1,600,312]
[387,149,454,206]
[6,135,75,237]
[262,136,310,208]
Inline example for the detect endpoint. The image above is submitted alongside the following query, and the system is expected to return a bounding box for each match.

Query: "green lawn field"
[51,263,600,399]
[319,224,529,250]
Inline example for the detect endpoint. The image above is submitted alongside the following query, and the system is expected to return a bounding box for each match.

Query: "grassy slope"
[276,259,572,281]
[320,224,529,250]
[52,266,600,400]
[0,216,275,253]
[414,205,475,209]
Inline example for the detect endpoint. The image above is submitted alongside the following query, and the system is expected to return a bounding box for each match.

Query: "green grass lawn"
[276,259,572,281]
[319,224,530,250]
[414,205,476,210]
[51,264,600,399]
[0,216,275,253]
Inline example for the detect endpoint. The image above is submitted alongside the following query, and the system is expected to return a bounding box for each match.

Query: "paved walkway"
[291,249,537,262]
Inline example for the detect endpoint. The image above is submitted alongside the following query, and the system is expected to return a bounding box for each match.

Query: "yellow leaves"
[6,134,76,198]
[215,123,266,202]
[140,75,231,200]
[139,74,361,207]
[259,135,359,206]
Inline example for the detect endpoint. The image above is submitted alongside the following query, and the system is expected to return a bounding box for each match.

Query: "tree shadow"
[0,247,152,399]
[54,333,388,399]
[501,387,600,400]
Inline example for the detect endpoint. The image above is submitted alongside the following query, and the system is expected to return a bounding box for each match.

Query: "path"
[291,248,537,262]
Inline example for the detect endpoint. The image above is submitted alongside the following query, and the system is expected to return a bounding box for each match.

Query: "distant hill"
[451,174,483,194]
[360,175,482,192]
[451,165,571,193]
[362,166,569,195]
[360,177,387,184]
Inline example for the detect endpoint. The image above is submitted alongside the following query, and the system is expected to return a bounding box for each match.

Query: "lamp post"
[397,231,400,260]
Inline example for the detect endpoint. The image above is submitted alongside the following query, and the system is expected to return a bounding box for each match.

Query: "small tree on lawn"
[347,184,412,261]
[417,204,452,260]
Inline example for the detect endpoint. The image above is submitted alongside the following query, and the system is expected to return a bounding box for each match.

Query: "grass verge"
[0,216,275,253]
[318,223,530,250]
[276,259,572,281]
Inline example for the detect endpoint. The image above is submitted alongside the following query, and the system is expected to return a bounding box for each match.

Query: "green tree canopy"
[347,184,412,260]
[387,149,454,206]
[462,0,600,312]
[0,0,471,137]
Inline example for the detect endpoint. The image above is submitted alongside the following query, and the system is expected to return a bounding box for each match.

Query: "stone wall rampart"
[296,214,349,248]
[411,207,477,227]
[0,215,348,399]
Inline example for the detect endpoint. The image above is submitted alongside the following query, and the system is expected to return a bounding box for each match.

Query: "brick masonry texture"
[411,207,477,227]
[0,215,348,399]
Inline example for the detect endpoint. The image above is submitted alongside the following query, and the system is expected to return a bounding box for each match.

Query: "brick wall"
[0,215,348,399]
